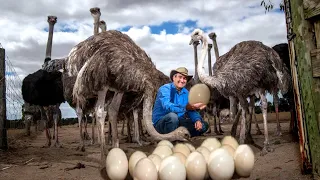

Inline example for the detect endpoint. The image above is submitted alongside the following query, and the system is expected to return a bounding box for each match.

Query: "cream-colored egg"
[129,151,147,177]
[148,154,162,172]
[152,145,173,159]
[234,144,255,177]
[159,156,186,180]
[106,148,128,180]
[172,152,187,165]
[221,136,239,150]
[201,137,221,152]
[185,151,207,180]
[195,146,210,179]
[221,144,236,157]
[157,140,174,149]
[208,148,235,180]
[133,157,158,180]
[173,143,191,157]
[184,143,196,152]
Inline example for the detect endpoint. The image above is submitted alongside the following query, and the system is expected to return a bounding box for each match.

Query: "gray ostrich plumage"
[190,29,290,155]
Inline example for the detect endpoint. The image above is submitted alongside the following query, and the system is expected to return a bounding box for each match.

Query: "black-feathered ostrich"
[189,29,290,155]
[22,16,65,147]
[208,32,263,136]
[67,30,190,163]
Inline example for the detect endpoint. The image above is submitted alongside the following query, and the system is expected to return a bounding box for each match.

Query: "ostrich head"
[47,16,57,25]
[99,20,107,31]
[189,29,205,45]
[208,32,217,40]
[90,7,101,19]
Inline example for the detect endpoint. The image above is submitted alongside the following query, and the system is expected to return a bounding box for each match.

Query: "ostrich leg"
[273,93,282,136]
[125,114,132,143]
[217,104,224,134]
[95,87,109,164]
[132,109,150,146]
[259,91,274,156]
[121,118,126,135]
[253,111,263,135]
[244,96,255,144]
[108,92,124,148]
[107,121,112,145]
[76,104,85,151]
[91,113,96,145]
[83,115,91,140]
[230,96,239,137]
[238,97,249,144]
[53,104,62,148]
[212,103,221,135]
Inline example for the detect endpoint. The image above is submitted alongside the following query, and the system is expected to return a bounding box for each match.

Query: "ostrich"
[67,30,190,163]
[272,43,295,137]
[22,103,42,135]
[189,29,290,155]
[208,32,263,136]
[22,16,64,147]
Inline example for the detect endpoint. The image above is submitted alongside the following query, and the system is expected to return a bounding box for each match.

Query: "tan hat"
[170,67,193,82]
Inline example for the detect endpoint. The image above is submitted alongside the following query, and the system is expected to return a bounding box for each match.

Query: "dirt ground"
[0,112,315,180]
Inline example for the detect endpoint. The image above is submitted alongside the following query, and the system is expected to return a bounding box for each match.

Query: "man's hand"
[195,120,203,131]
[186,102,207,110]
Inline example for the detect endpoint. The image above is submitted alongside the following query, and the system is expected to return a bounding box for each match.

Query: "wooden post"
[0,48,7,150]
[289,0,320,177]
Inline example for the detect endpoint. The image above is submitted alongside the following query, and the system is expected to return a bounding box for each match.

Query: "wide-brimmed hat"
[170,67,193,82]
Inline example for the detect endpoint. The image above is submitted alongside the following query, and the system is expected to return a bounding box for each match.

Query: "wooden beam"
[0,48,7,150]
[303,0,320,19]
[310,49,320,77]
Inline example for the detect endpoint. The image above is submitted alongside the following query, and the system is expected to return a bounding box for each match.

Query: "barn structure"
[284,0,320,178]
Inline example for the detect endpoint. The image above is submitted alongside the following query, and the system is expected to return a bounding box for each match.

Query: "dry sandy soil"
[0,112,315,180]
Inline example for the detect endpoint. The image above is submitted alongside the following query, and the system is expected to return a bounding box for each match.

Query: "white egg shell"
[234,144,255,177]
[185,151,207,180]
[208,148,235,180]
[159,156,186,180]
[201,137,221,152]
[133,157,158,180]
[148,154,162,172]
[129,151,147,177]
[157,140,174,149]
[221,136,239,150]
[184,143,196,152]
[106,148,128,180]
[173,143,191,157]
[172,152,187,165]
[195,146,211,179]
[221,144,236,157]
[152,145,173,159]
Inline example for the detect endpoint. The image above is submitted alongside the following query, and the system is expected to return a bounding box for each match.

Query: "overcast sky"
[0,0,286,119]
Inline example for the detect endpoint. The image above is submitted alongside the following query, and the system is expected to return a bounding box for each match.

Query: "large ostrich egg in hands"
[188,83,211,105]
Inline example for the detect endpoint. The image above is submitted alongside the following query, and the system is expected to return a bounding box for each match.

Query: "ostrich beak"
[189,39,194,45]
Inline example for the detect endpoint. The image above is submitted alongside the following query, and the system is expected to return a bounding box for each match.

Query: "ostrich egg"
[188,83,211,105]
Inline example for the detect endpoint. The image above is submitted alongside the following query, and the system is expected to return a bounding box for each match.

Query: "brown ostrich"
[189,29,290,155]
[67,30,190,163]
[208,32,263,136]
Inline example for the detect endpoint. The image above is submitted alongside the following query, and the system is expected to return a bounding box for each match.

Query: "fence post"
[0,48,7,150]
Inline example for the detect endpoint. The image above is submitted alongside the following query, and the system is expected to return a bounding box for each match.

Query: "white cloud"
[0,0,287,118]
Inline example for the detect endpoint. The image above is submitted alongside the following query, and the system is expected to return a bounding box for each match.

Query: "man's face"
[173,73,187,89]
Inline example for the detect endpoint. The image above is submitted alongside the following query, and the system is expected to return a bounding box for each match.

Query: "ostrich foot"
[244,134,254,144]
[112,139,120,148]
[76,145,85,152]
[133,138,151,146]
[260,143,274,156]
[43,140,51,148]
[83,132,91,140]
[274,125,282,136]
[204,127,211,134]
[256,129,263,135]
[219,128,224,134]
[53,142,62,148]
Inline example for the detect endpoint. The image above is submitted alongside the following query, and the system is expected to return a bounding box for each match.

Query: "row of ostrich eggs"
[105,136,255,180]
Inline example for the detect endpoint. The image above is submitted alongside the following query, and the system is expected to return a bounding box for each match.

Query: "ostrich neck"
[100,26,106,32]
[211,38,220,60]
[93,17,100,35]
[193,44,199,83]
[208,44,213,76]
[197,38,222,90]
[45,23,55,60]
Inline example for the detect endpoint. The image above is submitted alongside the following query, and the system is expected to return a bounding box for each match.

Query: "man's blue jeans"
[154,112,208,137]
